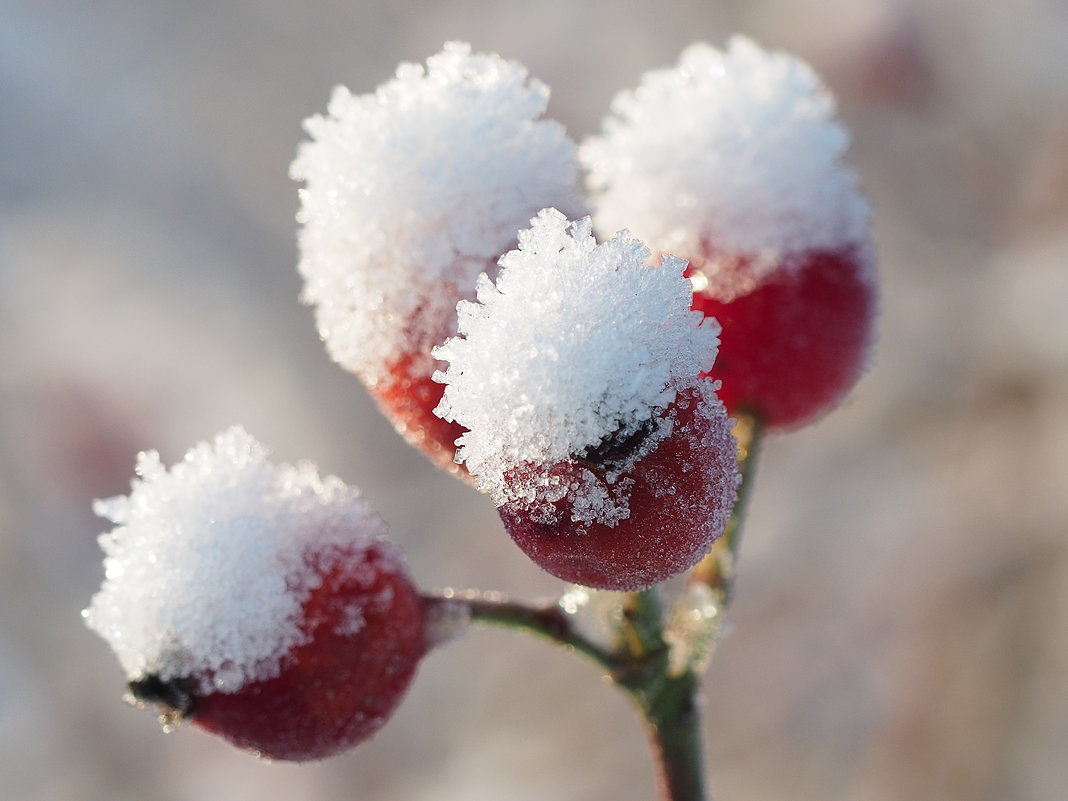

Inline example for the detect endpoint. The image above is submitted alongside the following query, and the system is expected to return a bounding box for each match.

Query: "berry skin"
[375,351,471,478]
[129,542,427,762]
[497,385,738,591]
[687,245,876,429]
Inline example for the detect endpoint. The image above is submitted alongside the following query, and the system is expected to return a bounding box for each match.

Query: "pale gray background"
[3,1,1067,799]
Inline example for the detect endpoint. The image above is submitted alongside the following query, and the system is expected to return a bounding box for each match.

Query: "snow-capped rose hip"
[83,427,426,761]
[291,42,581,475]
[433,210,739,591]
[581,37,877,429]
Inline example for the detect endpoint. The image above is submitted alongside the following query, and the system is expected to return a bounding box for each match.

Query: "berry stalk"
[636,671,707,801]
[423,589,621,670]
[614,588,708,801]
[425,587,710,800]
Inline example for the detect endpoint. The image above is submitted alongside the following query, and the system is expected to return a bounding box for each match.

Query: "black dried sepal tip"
[575,417,657,474]
[127,674,197,719]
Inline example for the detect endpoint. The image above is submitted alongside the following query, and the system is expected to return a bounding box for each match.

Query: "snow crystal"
[433,208,720,522]
[581,37,871,299]
[291,41,581,384]
[83,426,394,695]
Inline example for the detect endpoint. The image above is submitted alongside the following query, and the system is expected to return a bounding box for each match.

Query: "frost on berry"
[83,427,426,761]
[581,38,877,428]
[291,42,581,473]
[433,210,739,590]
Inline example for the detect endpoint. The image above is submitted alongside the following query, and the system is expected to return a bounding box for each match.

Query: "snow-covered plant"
[434,209,739,591]
[87,39,876,800]
[84,426,427,761]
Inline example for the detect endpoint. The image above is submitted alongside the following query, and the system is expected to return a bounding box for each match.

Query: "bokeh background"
[3,1,1067,799]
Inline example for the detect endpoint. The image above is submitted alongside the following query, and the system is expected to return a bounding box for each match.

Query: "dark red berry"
[131,543,427,762]
[498,386,738,591]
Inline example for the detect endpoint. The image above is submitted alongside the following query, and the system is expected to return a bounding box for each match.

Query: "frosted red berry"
[580,38,878,430]
[153,542,427,761]
[433,212,739,591]
[84,427,428,762]
[498,386,738,590]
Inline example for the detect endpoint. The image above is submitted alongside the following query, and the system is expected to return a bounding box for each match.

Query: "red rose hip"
[434,211,739,590]
[170,542,425,761]
[498,386,738,590]
[582,38,877,428]
[688,245,875,428]
[84,427,427,761]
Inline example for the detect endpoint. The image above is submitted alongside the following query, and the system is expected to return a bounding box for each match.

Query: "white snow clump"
[83,426,394,695]
[292,41,581,384]
[581,36,871,297]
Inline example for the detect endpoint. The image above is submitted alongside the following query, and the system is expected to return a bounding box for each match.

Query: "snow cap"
[84,426,398,695]
[581,37,871,299]
[292,42,581,383]
[433,209,720,523]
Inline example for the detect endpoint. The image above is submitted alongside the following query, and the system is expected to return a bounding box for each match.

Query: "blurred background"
[2,1,1066,799]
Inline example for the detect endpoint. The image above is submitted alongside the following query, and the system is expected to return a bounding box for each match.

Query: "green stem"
[620,587,665,658]
[641,672,707,801]
[423,589,621,671]
[426,587,709,800]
